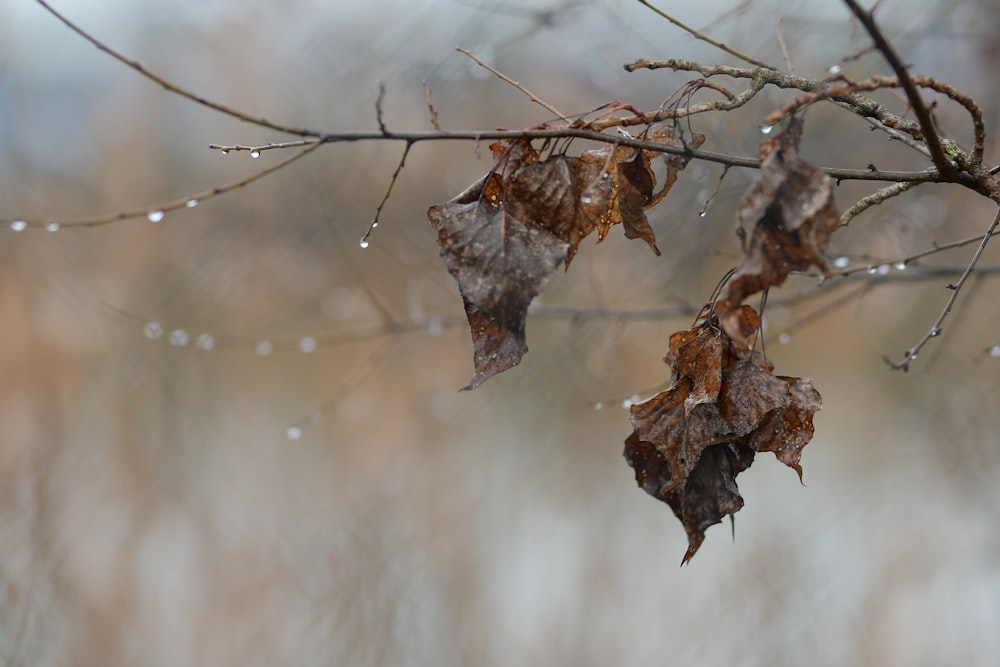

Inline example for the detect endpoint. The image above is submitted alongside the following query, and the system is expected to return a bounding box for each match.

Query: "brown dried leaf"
[665,326,723,415]
[428,172,569,388]
[744,376,822,480]
[624,308,822,562]
[505,155,599,264]
[715,125,839,348]
[580,126,704,254]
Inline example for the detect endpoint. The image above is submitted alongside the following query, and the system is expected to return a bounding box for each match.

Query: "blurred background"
[2,0,1000,665]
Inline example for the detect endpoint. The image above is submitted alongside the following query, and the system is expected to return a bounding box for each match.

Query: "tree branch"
[842,0,957,178]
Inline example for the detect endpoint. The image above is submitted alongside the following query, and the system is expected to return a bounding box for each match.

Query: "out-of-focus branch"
[635,0,777,70]
[884,207,1000,371]
[5,142,321,230]
[34,0,322,137]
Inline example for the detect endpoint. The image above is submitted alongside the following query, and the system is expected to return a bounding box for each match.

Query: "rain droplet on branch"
[10,220,27,232]
[147,210,165,223]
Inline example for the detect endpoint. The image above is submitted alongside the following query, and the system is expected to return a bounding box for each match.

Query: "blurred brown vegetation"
[2,1,1000,665]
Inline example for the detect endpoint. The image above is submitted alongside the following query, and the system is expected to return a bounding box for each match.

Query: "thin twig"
[775,18,795,75]
[842,0,957,177]
[839,180,919,226]
[423,80,441,130]
[361,141,413,247]
[35,0,320,138]
[885,206,1000,370]
[208,140,316,153]
[375,83,388,134]
[635,0,777,70]
[838,227,1000,278]
[456,47,571,123]
[6,142,322,229]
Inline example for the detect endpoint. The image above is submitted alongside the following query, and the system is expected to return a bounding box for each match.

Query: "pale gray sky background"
[2,1,1000,666]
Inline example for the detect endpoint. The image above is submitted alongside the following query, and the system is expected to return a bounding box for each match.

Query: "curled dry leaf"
[429,125,703,387]
[623,305,821,564]
[428,172,569,389]
[714,122,839,347]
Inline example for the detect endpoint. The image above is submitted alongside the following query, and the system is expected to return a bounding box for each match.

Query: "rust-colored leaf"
[505,155,599,264]
[430,128,698,387]
[715,122,839,347]
[623,307,822,563]
[428,172,569,388]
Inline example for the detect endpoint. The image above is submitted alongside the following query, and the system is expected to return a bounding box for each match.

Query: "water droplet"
[168,329,189,346]
[250,150,261,158]
[185,199,199,208]
[298,336,317,353]
[359,239,369,249]
[778,332,792,344]
[828,64,842,75]
[580,194,593,204]
[929,327,942,337]
[600,171,610,180]
[371,221,379,229]
[44,222,60,233]
[698,211,707,218]
[990,344,1000,358]
[426,319,443,336]
[255,340,272,356]
[867,266,878,275]
[10,220,27,232]
[833,256,850,269]
[144,322,163,339]
[621,394,640,409]
[760,124,774,135]
[893,261,907,271]
[593,402,603,411]
[286,426,303,441]
[221,149,229,155]
[878,264,891,275]
[196,333,215,350]
[908,352,918,360]
[147,210,165,223]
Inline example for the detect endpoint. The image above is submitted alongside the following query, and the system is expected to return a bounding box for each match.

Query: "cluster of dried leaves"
[429,122,838,562]
[428,125,702,388]
[624,306,822,563]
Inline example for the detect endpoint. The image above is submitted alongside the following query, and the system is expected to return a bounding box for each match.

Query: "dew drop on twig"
[929,327,942,338]
[778,332,792,344]
[250,150,261,158]
[760,124,774,135]
[593,402,603,411]
[196,333,215,350]
[828,64,842,75]
[833,256,850,269]
[144,322,163,340]
[893,261,907,271]
[185,199,199,208]
[359,239,370,249]
[286,426,303,441]
[255,340,273,356]
[10,220,27,232]
[147,210,165,223]
[298,336,317,353]
[44,222,60,233]
[989,344,1000,358]
[168,329,189,346]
